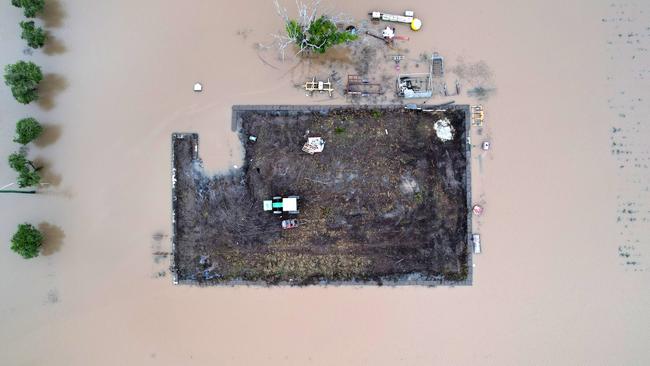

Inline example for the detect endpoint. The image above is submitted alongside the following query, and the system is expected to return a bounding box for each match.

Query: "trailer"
[345,75,383,96]
[369,10,422,30]
[432,52,444,77]
[304,77,334,97]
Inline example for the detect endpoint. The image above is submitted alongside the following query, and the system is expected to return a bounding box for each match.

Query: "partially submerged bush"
[20,20,47,49]
[11,0,45,18]
[4,61,43,104]
[286,16,357,54]
[14,117,43,145]
[11,223,43,259]
[271,1,357,58]
[8,151,41,188]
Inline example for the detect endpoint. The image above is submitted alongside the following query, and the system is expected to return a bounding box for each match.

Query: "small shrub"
[3,61,43,104]
[10,223,43,259]
[11,0,45,18]
[7,151,41,188]
[370,109,382,119]
[17,170,41,188]
[20,21,47,49]
[334,127,346,134]
[14,117,43,144]
[414,191,424,204]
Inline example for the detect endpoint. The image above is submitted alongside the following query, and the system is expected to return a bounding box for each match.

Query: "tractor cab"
[263,196,300,215]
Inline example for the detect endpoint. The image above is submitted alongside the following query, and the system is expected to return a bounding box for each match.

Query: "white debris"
[434,118,455,141]
[193,82,203,92]
[473,234,482,254]
[399,175,419,194]
[302,137,325,154]
[382,26,395,39]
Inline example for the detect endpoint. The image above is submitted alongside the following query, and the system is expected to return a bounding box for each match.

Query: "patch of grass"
[334,126,346,134]
[370,109,383,119]
[321,206,332,217]
[414,191,424,204]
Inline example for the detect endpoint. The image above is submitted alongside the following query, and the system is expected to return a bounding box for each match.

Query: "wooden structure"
[345,75,383,96]
[471,105,484,126]
[304,77,334,97]
[432,52,444,77]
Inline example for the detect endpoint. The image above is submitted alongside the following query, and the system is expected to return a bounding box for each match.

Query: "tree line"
[4,0,49,259]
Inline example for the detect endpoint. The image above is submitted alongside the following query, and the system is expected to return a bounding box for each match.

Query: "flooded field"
[1,0,649,365]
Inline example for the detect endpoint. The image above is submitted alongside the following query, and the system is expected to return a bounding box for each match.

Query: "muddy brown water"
[1,0,649,365]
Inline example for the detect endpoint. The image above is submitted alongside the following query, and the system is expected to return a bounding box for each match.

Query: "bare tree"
[262,0,356,60]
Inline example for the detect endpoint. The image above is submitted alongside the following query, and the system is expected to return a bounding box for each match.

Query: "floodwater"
[1,0,649,364]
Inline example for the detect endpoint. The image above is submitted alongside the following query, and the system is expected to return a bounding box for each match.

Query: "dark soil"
[172,106,471,285]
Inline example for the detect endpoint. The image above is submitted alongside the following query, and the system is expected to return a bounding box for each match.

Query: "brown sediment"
[1,0,650,364]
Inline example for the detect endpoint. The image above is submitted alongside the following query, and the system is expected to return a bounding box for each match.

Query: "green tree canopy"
[8,151,41,188]
[11,0,46,18]
[286,16,357,54]
[10,223,43,259]
[4,61,43,104]
[14,117,43,145]
[8,152,30,172]
[20,21,47,49]
[17,170,41,188]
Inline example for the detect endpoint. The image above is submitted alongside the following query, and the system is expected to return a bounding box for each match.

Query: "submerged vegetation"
[3,61,43,104]
[10,223,43,259]
[20,20,47,49]
[269,0,357,58]
[11,0,45,18]
[4,0,59,250]
[285,16,357,54]
[8,151,42,188]
[14,117,43,145]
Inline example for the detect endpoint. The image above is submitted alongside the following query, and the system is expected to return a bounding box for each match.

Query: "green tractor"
[263,196,300,215]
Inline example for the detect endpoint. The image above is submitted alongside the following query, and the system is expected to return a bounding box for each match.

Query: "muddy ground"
[172,106,471,285]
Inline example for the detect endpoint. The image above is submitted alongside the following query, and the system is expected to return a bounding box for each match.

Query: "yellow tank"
[411,18,422,31]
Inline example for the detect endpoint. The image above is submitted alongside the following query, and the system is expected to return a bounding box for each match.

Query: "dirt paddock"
[172,105,472,285]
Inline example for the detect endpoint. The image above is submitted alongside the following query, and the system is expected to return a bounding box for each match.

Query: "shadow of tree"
[38,222,65,256]
[37,74,67,111]
[40,0,65,28]
[32,156,62,187]
[43,33,66,55]
[34,124,62,148]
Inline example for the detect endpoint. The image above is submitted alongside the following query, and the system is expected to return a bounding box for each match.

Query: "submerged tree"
[8,151,41,188]
[14,117,43,145]
[270,0,357,58]
[20,21,47,49]
[17,170,42,188]
[11,0,46,18]
[10,223,43,259]
[4,61,43,104]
